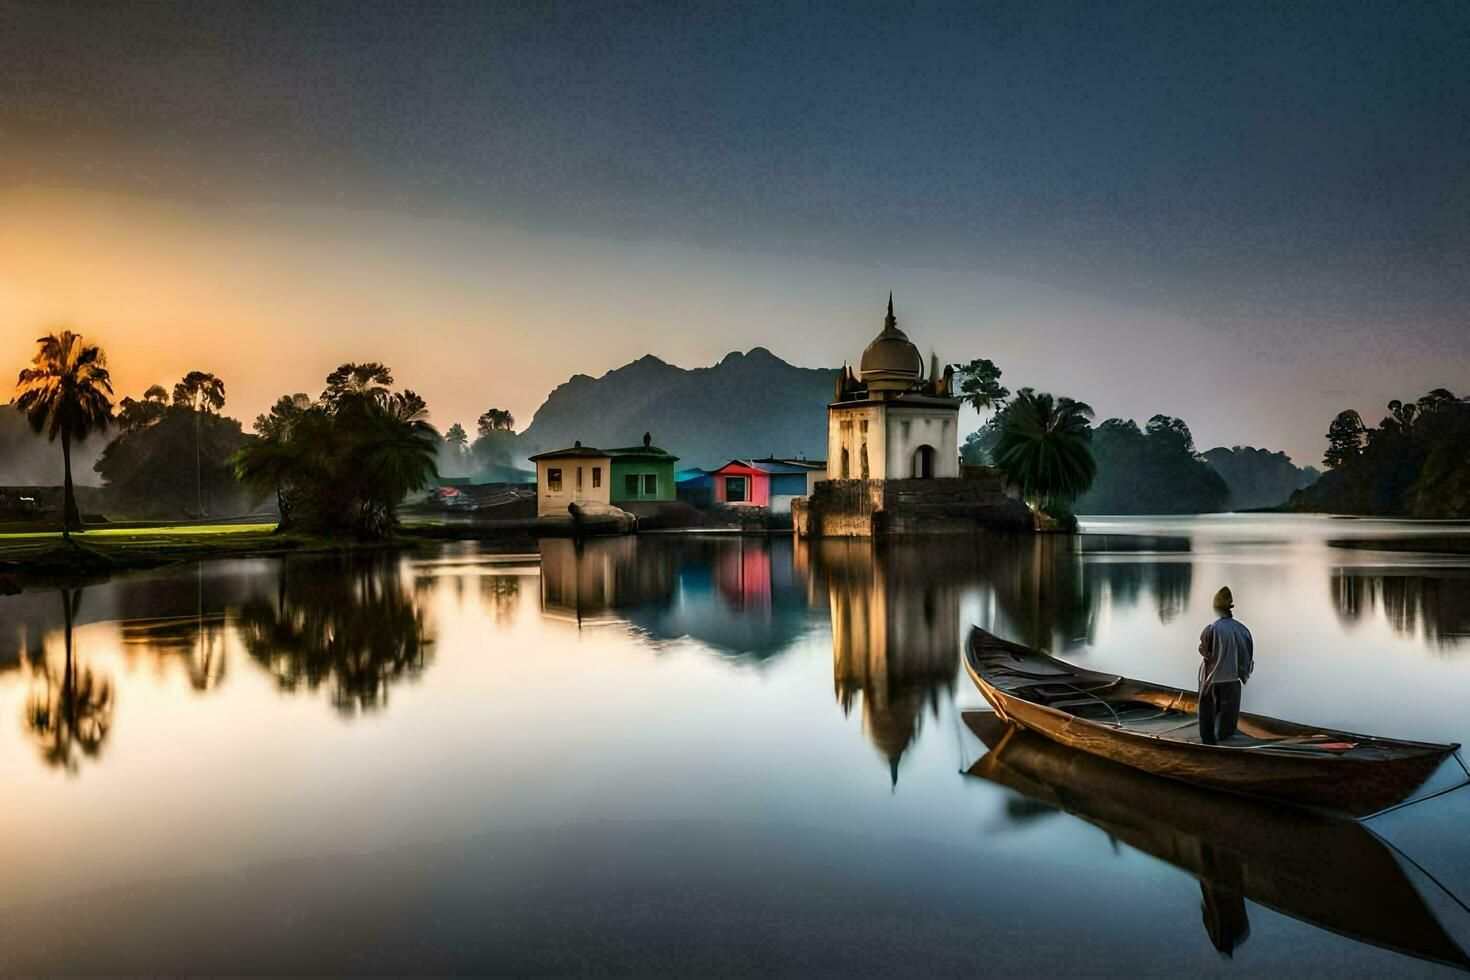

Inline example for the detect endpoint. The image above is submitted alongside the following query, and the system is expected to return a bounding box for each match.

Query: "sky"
[1,1,1467,465]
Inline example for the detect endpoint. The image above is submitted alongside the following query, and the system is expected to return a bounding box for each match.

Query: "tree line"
[8,330,520,538]
[951,359,1319,516]
[1295,388,1470,518]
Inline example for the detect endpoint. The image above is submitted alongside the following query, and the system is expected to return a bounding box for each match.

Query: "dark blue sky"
[3,1,1467,461]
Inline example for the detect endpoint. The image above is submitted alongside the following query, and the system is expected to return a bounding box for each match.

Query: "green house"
[608,433,679,503]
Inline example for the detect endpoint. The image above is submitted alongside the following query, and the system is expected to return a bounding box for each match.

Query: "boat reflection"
[1331,568,1470,650]
[236,555,434,716]
[24,589,115,773]
[964,710,1470,969]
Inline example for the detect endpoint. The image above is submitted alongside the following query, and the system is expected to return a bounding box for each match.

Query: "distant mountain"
[518,348,837,470]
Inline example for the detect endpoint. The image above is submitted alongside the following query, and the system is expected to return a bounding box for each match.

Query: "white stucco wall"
[884,406,959,478]
[536,457,612,517]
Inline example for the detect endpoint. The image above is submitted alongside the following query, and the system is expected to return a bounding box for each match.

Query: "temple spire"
[884,291,897,332]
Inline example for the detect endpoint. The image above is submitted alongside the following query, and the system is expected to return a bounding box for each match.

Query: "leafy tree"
[1144,415,1194,455]
[11,330,115,533]
[115,384,170,432]
[960,405,1011,465]
[235,365,439,538]
[323,363,393,404]
[445,422,469,455]
[1294,388,1470,518]
[1075,415,1229,514]
[1418,388,1458,415]
[477,408,515,436]
[95,406,253,517]
[994,389,1097,508]
[1323,409,1367,468]
[949,358,1010,413]
[1380,398,1420,436]
[172,371,225,413]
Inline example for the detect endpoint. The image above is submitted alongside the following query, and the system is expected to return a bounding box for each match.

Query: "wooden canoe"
[964,711,1470,970]
[964,627,1460,817]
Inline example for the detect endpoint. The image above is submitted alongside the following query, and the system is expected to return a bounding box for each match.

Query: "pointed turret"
[860,292,924,391]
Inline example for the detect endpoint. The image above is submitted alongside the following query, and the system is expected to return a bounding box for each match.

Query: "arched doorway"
[912,445,935,479]
[840,447,850,479]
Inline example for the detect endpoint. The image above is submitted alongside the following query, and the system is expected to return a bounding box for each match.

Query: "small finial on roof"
[574,439,581,448]
[643,431,651,448]
[884,292,897,332]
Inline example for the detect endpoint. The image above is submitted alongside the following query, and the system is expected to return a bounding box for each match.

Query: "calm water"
[4,515,1470,974]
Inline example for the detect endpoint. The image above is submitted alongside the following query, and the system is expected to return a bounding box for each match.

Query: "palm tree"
[994,389,1097,508]
[172,371,226,516]
[12,330,115,535]
[357,390,439,536]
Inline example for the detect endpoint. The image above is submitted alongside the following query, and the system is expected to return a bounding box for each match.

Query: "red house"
[708,460,771,506]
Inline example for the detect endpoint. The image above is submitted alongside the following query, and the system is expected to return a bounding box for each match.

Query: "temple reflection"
[1330,569,1470,650]
[24,589,115,773]
[236,554,434,716]
[808,540,960,785]
[964,711,1470,970]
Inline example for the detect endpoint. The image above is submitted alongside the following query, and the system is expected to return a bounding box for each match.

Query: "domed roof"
[859,293,924,387]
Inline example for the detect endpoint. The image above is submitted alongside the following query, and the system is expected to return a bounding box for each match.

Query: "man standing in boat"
[1198,587,1254,744]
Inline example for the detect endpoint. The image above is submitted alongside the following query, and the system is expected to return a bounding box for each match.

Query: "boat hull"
[965,628,1456,817]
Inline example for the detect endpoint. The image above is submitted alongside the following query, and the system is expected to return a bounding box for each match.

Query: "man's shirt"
[1199,615,1254,689]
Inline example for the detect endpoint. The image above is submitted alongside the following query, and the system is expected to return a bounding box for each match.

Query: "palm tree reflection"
[237,555,433,716]
[24,589,114,773]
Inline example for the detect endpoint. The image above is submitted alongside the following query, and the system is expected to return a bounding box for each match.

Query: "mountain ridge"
[519,348,838,469]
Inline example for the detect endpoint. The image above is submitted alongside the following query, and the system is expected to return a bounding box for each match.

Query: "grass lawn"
[0,523,278,540]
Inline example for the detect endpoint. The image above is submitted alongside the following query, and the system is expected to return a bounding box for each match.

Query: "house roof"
[607,446,679,462]
[708,459,768,476]
[528,441,610,462]
[605,433,679,463]
[752,457,826,473]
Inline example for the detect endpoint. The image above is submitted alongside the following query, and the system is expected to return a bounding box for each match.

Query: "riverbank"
[0,516,583,587]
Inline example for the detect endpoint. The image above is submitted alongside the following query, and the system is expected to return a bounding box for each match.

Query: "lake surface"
[4,515,1470,974]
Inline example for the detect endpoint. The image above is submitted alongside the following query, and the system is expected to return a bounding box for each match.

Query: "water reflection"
[965,711,1470,969]
[237,556,434,715]
[537,536,821,658]
[538,538,674,627]
[806,541,959,785]
[1331,569,1470,650]
[24,590,115,773]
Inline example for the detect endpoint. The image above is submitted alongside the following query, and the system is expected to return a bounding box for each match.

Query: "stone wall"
[797,476,1032,537]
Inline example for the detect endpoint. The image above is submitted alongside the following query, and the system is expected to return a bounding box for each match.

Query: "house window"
[726,476,747,502]
[576,466,584,492]
[547,468,562,492]
[860,443,869,479]
[643,474,657,496]
[625,474,640,496]
[592,466,601,489]
[840,448,849,479]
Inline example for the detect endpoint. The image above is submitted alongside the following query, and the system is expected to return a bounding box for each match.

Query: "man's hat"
[1213,586,1234,610]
